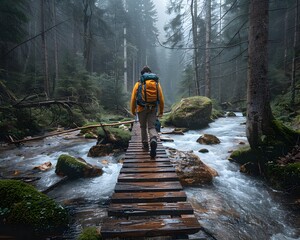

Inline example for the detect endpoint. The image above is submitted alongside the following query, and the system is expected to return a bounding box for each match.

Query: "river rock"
[88,143,114,157]
[199,148,209,153]
[169,96,212,129]
[226,111,236,117]
[166,148,218,186]
[55,154,102,178]
[197,133,221,145]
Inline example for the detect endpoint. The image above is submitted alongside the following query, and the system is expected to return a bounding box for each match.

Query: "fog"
[153,0,168,41]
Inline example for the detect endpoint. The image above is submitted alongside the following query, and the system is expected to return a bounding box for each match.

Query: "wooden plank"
[125,154,168,159]
[118,172,179,182]
[111,191,187,203]
[108,202,194,217]
[114,181,183,192]
[128,142,164,146]
[123,158,170,163]
[101,217,201,238]
[122,162,173,168]
[126,149,166,154]
[120,167,175,173]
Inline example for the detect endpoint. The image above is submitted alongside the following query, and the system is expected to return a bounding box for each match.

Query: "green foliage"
[271,90,300,129]
[267,162,300,193]
[78,227,102,240]
[0,0,28,43]
[178,65,195,98]
[0,180,68,232]
[0,109,41,141]
[98,73,126,110]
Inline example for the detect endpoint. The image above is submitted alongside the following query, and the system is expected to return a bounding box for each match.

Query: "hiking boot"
[142,142,149,150]
[150,137,157,158]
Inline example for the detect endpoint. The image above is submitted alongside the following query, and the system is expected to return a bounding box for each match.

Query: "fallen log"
[41,176,69,194]
[161,130,184,135]
[9,120,135,145]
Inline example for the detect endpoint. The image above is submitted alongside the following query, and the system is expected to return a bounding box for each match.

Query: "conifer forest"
[0,0,300,239]
[0,0,299,140]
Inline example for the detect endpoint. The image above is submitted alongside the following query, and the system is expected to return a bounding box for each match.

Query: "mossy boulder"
[97,127,130,148]
[88,144,115,157]
[197,134,221,145]
[226,111,236,117]
[55,154,102,178]
[88,127,131,157]
[168,96,212,129]
[0,180,68,233]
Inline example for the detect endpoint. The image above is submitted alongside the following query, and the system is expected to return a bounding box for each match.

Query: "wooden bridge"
[101,122,201,239]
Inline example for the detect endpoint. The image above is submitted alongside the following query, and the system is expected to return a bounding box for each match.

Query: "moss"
[171,96,211,117]
[160,112,172,127]
[84,133,97,139]
[211,108,225,119]
[80,122,100,135]
[97,127,131,149]
[0,180,68,232]
[227,112,236,117]
[169,96,212,129]
[78,227,102,240]
[229,146,264,165]
[267,162,300,193]
[56,154,89,178]
[271,120,300,146]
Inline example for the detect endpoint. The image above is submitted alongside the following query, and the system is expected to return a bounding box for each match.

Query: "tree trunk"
[205,0,211,98]
[83,0,93,72]
[291,0,299,107]
[124,27,128,92]
[191,0,200,96]
[246,0,273,149]
[41,0,50,98]
[52,0,59,94]
[284,5,289,75]
[218,0,222,102]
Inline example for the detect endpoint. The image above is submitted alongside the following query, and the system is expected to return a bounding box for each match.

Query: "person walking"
[130,66,164,158]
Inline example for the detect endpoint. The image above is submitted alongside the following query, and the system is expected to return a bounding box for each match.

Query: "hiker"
[130,66,164,158]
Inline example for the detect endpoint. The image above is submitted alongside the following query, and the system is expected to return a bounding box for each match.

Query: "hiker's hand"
[157,113,163,118]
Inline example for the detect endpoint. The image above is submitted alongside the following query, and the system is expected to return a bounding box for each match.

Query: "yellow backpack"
[136,73,159,107]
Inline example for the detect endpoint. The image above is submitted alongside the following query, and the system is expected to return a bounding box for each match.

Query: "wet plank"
[120,167,175,173]
[114,181,183,192]
[122,162,173,168]
[123,158,170,163]
[101,217,201,238]
[101,122,201,238]
[111,191,187,203]
[118,172,179,182]
[125,154,168,159]
[126,149,166,154]
[108,202,194,217]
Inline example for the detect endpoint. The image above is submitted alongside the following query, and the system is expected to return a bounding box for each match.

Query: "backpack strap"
[143,81,147,103]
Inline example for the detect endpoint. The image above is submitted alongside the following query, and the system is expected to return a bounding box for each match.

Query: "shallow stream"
[0,113,299,239]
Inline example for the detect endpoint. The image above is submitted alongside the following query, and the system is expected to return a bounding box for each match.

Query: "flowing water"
[0,114,299,240]
[162,113,300,240]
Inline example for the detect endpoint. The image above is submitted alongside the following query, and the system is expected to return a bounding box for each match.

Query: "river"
[0,113,299,240]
